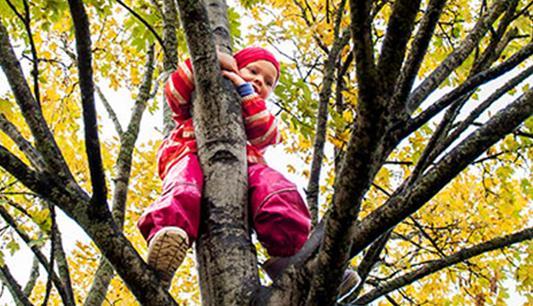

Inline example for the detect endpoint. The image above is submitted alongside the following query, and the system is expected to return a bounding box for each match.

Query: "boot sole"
[147,227,189,288]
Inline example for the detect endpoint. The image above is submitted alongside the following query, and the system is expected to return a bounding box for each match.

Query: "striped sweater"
[157,59,281,179]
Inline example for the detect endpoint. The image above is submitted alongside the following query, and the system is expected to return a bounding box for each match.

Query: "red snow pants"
[137,153,311,257]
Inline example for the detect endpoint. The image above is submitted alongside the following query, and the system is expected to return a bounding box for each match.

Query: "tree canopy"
[0,0,531,305]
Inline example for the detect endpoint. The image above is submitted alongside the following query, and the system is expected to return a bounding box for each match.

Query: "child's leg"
[248,164,361,299]
[248,163,311,257]
[137,153,203,288]
[137,153,203,243]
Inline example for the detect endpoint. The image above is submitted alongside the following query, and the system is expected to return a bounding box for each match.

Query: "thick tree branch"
[407,0,510,113]
[404,42,533,138]
[377,0,422,96]
[306,28,350,226]
[354,227,533,304]
[0,146,76,211]
[176,0,259,304]
[84,46,154,306]
[113,45,154,227]
[84,259,113,306]
[161,0,179,135]
[348,89,533,260]
[424,65,533,170]
[349,0,379,107]
[0,114,46,170]
[204,0,233,52]
[0,20,77,188]
[394,0,447,106]
[67,0,108,208]
[472,0,519,73]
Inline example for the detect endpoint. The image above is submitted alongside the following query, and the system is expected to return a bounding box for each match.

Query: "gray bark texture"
[162,0,180,135]
[0,265,33,306]
[175,0,259,304]
[84,46,155,306]
[305,0,349,226]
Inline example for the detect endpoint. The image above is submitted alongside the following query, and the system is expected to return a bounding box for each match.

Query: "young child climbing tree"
[137,47,359,297]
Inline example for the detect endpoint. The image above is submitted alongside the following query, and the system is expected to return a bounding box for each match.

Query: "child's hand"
[217,50,239,73]
[222,70,246,87]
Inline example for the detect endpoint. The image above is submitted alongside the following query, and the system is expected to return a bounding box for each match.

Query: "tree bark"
[175,0,259,304]
[348,89,533,259]
[84,44,155,306]
[0,265,34,306]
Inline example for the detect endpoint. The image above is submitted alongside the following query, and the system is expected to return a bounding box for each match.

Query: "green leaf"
[28,236,47,248]
[6,239,20,255]
[33,209,51,233]
[228,7,242,44]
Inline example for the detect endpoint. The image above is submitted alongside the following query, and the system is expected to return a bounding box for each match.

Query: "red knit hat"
[234,47,280,81]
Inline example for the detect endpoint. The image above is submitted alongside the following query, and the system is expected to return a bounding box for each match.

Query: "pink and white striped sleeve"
[164,59,195,122]
[241,93,282,150]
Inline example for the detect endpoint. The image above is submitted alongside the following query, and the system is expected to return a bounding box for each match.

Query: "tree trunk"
[175,0,260,304]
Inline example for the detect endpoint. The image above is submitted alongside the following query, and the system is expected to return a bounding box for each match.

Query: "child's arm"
[164,59,195,122]
[238,85,281,150]
[164,53,238,122]
[222,72,281,150]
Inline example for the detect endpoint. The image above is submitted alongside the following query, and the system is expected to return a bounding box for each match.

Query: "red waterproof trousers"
[137,153,311,257]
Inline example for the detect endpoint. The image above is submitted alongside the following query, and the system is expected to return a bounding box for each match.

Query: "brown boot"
[147,227,189,289]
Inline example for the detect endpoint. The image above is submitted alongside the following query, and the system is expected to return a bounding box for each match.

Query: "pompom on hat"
[234,47,280,81]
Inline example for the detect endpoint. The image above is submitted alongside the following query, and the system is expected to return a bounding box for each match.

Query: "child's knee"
[253,190,311,257]
[137,182,202,243]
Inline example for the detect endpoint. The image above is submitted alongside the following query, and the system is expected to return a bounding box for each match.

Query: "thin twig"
[115,0,166,53]
[95,85,124,137]
[41,205,55,306]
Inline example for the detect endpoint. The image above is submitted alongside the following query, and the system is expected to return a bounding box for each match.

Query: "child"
[137,47,312,288]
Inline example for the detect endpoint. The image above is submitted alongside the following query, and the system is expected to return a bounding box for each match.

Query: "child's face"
[239,60,277,99]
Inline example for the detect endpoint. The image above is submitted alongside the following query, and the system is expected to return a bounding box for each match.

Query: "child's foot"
[147,227,189,289]
[263,258,361,302]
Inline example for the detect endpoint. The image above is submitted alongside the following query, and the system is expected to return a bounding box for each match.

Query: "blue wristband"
[236,83,254,97]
